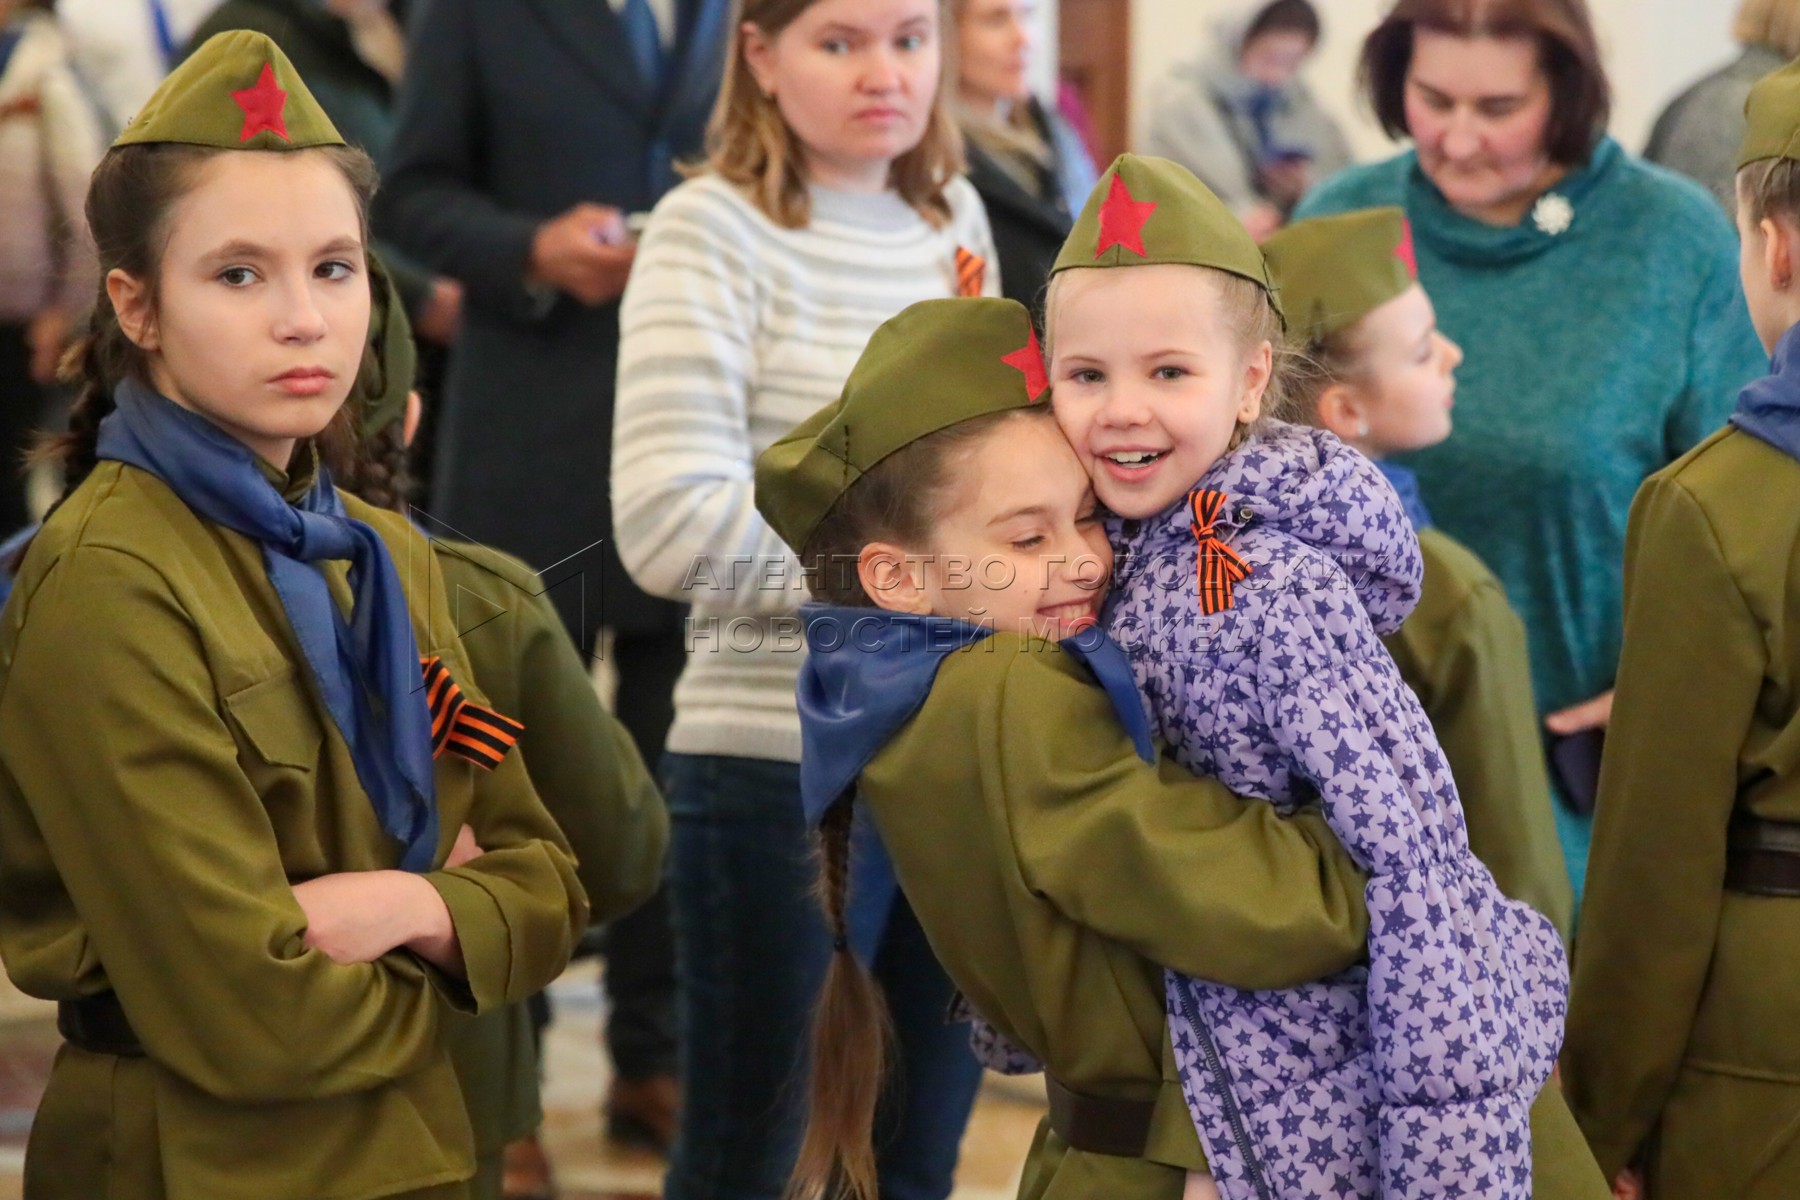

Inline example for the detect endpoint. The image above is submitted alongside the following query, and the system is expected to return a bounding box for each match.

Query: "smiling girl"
[610,0,1000,1195]
[0,34,585,1200]
[1045,155,1580,1199]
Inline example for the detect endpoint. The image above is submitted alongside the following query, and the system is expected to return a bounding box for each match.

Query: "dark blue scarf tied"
[97,379,440,871]
[1377,459,1434,531]
[1732,323,1800,464]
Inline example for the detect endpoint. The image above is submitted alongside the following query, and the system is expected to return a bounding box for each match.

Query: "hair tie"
[832,934,849,953]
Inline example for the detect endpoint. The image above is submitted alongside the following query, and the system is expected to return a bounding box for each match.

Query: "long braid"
[787,795,893,1200]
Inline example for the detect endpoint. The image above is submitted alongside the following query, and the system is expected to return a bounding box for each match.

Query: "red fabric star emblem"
[232,63,289,143]
[1002,327,1049,400]
[1394,218,1418,279]
[1095,173,1158,258]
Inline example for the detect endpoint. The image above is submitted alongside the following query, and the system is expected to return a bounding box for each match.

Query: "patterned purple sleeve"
[1113,424,1567,1199]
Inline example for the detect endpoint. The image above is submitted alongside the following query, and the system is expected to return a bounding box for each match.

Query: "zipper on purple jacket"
[1174,983,1273,1200]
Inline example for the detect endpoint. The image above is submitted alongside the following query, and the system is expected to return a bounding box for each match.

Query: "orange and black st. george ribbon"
[421,656,523,770]
[1189,489,1252,615]
[954,246,987,298]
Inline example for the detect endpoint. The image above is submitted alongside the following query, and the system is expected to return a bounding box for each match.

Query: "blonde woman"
[610,0,999,1196]
[1646,0,1800,214]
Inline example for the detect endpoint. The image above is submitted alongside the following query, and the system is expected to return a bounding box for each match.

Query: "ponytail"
[31,286,132,505]
[786,796,894,1200]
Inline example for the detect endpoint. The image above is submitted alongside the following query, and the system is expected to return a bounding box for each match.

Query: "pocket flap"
[224,671,323,770]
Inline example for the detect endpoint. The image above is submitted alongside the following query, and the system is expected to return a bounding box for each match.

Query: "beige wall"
[1128,0,1741,161]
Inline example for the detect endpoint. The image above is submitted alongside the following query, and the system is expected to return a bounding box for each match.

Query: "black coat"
[962,100,1092,318]
[376,0,728,637]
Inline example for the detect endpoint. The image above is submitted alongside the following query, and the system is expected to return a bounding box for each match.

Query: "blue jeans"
[661,753,982,1200]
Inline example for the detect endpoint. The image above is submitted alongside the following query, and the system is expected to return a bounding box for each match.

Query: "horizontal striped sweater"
[612,172,999,762]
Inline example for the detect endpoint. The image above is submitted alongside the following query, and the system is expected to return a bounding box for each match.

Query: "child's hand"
[1545,690,1614,735]
[446,823,483,868]
[1611,1168,1644,1200]
[292,871,450,967]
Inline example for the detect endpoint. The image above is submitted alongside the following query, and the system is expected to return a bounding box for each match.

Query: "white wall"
[1128,0,1741,160]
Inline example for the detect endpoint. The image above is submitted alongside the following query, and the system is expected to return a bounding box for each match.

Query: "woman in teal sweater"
[1296,0,1765,904]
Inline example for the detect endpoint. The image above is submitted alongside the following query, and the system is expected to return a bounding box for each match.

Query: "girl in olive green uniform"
[1564,58,1800,1199]
[326,260,669,1200]
[759,297,1374,1200]
[1261,207,1575,939]
[0,33,585,1200]
[757,297,1606,1200]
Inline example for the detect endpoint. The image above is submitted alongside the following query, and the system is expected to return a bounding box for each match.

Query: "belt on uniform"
[57,990,145,1058]
[1725,814,1800,897]
[1045,1074,1155,1157]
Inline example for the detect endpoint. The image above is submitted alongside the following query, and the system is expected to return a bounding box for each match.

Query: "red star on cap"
[1095,173,1158,258]
[1394,218,1418,279]
[232,63,289,143]
[1002,327,1049,400]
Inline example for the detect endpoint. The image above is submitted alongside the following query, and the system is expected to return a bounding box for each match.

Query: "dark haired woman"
[1295,0,1766,910]
[951,0,1096,312]
[0,33,584,1200]
[1144,0,1351,240]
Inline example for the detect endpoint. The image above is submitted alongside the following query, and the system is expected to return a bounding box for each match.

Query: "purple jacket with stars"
[1106,422,1568,1199]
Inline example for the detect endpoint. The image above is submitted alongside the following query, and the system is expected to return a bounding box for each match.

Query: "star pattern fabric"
[1095,173,1158,258]
[1106,422,1567,1199]
[231,62,289,143]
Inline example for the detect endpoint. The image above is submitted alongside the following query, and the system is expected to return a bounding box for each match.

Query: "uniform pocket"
[223,671,323,771]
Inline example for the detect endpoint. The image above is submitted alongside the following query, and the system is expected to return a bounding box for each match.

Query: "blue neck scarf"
[1376,459,1433,530]
[1731,323,1800,464]
[97,379,440,870]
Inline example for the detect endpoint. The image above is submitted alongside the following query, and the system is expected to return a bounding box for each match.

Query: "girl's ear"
[857,543,933,615]
[741,22,778,97]
[402,390,424,449]
[107,269,158,351]
[1314,380,1371,444]
[1237,339,1273,424]
[1763,213,1798,293]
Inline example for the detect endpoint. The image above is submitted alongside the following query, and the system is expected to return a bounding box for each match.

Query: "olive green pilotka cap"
[755,298,1050,555]
[112,32,404,427]
[1262,207,1418,343]
[1742,57,1800,169]
[1051,153,1283,324]
[114,29,344,150]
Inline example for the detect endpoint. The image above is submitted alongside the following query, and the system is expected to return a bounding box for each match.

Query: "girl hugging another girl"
[1042,155,1568,1199]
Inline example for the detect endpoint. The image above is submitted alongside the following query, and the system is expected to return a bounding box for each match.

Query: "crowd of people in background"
[2,0,1799,1198]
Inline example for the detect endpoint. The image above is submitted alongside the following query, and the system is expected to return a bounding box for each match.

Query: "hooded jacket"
[1141,1,1351,216]
[1108,422,1569,1199]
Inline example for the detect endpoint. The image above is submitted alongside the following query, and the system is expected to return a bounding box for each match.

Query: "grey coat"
[1645,43,1789,218]
[1142,5,1351,217]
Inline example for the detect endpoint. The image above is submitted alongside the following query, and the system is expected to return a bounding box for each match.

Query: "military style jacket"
[859,630,1371,1197]
[431,539,667,1163]
[1566,426,1800,1196]
[0,461,587,1200]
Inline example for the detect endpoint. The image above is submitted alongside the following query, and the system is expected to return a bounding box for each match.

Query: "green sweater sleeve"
[984,643,1371,989]
[0,546,450,1104]
[1562,472,1765,1179]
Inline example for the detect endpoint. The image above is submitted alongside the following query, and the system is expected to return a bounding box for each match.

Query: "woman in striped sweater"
[610,1,999,1196]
